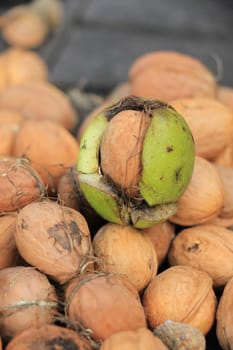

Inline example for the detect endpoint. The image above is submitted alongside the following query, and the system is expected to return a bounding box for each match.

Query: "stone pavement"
[0,1,233,349]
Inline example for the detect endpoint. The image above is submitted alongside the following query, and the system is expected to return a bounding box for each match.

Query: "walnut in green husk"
[77,96,195,228]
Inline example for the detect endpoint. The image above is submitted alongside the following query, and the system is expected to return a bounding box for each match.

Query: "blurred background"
[0,0,232,94]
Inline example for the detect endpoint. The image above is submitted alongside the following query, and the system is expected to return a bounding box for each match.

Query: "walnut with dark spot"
[15,199,93,284]
[169,224,233,288]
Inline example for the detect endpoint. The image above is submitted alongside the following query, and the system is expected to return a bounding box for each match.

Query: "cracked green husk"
[77,96,195,228]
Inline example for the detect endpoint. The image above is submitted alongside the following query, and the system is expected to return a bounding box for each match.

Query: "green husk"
[77,96,195,228]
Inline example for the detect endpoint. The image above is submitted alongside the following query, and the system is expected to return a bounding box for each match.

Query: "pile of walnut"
[0,34,232,350]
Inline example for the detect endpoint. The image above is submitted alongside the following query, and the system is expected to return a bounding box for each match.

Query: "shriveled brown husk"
[154,320,206,350]
[171,97,233,160]
[216,276,233,350]
[0,81,78,130]
[141,221,175,266]
[168,224,233,288]
[65,272,147,341]
[0,266,58,339]
[100,328,168,350]
[5,324,92,350]
[129,51,217,101]
[15,199,93,284]
[0,213,19,269]
[93,223,158,291]
[170,156,224,226]
[142,265,217,335]
[12,119,79,194]
[0,156,45,213]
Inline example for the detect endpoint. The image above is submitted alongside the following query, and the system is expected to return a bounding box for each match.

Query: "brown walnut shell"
[218,85,233,111]
[0,48,48,90]
[100,109,150,196]
[170,156,224,226]
[141,221,175,266]
[15,199,93,284]
[1,6,48,49]
[0,81,78,130]
[93,223,158,291]
[142,265,217,335]
[171,97,233,160]
[0,156,45,212]
[0,109,23,156]
[206,164,233,227]
[214,164,233,219]
[100,328,168,350]
[5,324,92,350]
[214,141,233,167]
[129,51,217,101]
[65,273,147,341]
[168,224,233,288]
[216,276,233,350]
[0,266,58,338]
[0,213,19,269]
[12,119,79,194]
